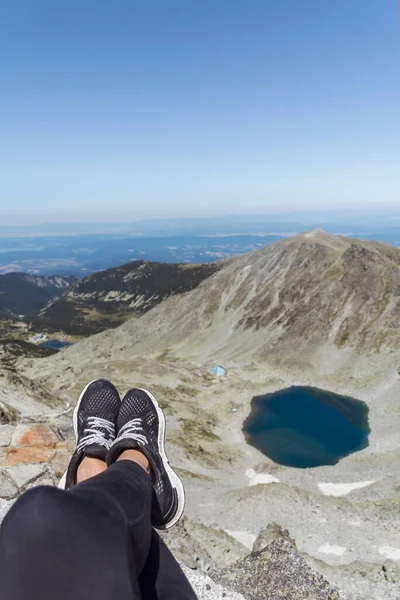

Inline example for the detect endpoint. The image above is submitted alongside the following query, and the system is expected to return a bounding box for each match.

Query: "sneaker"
[59,379,121,489]
[107,388,185,530]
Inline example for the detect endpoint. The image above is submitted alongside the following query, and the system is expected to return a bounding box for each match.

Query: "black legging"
[0,460,197,600]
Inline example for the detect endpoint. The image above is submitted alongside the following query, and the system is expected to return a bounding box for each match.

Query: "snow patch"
[318,545,346,557]
[379,547,400,561]
[347,518,363,527]
[246,468,280,486]
[225,530,257,550]
[318,481,375,497]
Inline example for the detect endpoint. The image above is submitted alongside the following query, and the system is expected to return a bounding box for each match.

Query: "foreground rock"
[0,421,72,477]
[0,498,13,523]
[0,462,57,499]
[213,538,345,600]
[162,516,248,571]
[183,566,245,600]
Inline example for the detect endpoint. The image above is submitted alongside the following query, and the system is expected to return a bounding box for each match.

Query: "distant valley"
[0,233,283,276]
[0,260,222,338]
[0,273,77,320]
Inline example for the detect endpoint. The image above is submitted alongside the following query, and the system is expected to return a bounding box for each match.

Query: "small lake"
[243,386,370,468]
[40,340,72,349]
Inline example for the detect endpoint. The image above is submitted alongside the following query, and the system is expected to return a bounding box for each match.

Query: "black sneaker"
[59,379,121,489]
[107,388,185,530]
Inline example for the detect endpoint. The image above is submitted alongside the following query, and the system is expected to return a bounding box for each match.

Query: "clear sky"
[0,1,399,221]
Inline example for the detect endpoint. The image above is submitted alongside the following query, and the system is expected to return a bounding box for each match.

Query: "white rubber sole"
[58,379,100,489]
[138,388,186,530]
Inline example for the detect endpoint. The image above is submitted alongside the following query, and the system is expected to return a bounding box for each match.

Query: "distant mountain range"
[0,273,77,319]
[3,226,400,352]
[3,227,400,358]
[32,227,400,360]
[2,208,400,236]
[1,258,223,335]
[35,261,221,335]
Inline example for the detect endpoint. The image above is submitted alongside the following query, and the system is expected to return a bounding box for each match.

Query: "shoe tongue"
[83,445,108,462]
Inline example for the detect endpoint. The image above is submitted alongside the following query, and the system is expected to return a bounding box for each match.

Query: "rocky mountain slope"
[36,260,221,335]
[26,228,400,375]
[0,273,77,319]
[3,230,400,599]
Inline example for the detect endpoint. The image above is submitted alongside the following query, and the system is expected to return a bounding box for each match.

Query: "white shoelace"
[76,416,115,453]
[115,418,148,447]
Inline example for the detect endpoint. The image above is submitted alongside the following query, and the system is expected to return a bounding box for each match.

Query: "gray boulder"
[0,425,13,448]
[0,471,18,501]
[183,566,246,600]
[253,522,295,553]
[213,538,345,600]
[0,463,57,500]
[0,498,13,523]
[162,516,248,571]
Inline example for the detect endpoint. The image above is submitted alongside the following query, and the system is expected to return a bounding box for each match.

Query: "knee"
[2,486,66,540]
[17,485,63,517]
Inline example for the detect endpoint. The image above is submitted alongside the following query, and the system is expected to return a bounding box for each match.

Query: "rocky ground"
[1,350,399,599]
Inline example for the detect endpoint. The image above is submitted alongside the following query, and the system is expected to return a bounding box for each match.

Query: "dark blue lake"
[243,386,370,468]
[40,340,72,349]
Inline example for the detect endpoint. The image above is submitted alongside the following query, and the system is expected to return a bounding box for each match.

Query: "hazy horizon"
[2,204,400,228]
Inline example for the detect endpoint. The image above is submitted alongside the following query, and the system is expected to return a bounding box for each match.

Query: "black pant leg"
[139,529,198,600]
[71,460,154,575]
[0,461,152,600]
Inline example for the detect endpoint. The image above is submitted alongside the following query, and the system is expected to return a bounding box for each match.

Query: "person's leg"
[0,459,151,600]
[105,388,197,600]
[0,381,197,600]
[139,529,198,600]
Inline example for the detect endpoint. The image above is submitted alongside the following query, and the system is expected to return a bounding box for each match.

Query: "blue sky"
[0,1,399,222]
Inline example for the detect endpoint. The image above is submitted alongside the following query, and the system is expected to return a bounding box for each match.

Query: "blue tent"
[211,365,225,377]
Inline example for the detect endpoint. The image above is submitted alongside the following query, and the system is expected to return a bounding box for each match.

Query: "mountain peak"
[302,228,330,238]
[294,228,348,250]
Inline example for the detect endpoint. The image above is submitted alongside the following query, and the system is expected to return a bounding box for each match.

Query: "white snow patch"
[225,530,257,550]
[347,518,363,527]
[379,547,400,561]
[318,481,375,497]
[246,468,280,486]
[318,545,347,557]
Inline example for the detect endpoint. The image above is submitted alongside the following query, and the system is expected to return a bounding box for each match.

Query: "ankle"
[77,457,107,484]
[117,449,150,473]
